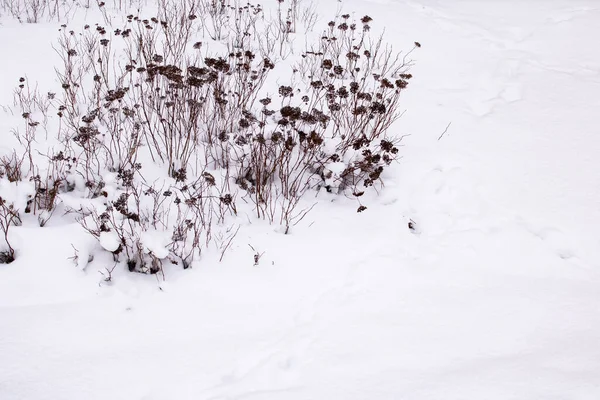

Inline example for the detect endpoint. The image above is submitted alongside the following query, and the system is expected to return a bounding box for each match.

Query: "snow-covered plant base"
[2,1,600,399]
[0,0,415,272]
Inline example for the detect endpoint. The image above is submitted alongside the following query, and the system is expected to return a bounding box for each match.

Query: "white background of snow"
[1,0,600,399]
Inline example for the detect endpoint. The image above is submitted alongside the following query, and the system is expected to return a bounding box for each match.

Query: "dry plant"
[0,0,79,23]
[6,0,416,274]
[0,197,21,263]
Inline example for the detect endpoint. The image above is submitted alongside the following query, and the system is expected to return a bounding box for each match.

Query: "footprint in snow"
[518,220,578,261]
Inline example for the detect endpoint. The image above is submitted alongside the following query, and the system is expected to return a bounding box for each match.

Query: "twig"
[438,122,452,141]
[219,225,240,262]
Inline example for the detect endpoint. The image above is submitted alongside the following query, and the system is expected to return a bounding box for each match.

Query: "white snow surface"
[2,1,600,399]
[99,231,121,253]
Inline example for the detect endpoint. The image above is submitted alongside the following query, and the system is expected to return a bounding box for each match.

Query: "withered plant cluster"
[0,0,141,24]
[1,0,416,274]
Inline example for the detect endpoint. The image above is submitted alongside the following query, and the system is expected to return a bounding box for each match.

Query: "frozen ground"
[2,0,600,399]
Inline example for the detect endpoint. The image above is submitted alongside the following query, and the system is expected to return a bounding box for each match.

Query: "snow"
[2,0,600,399]
[140,230,170,259]
[99,231,121,252]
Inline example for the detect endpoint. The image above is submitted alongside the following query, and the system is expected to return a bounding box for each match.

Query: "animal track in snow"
[546,6,600,23]
[517,219,578,261]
